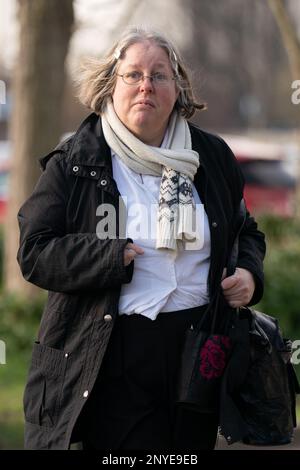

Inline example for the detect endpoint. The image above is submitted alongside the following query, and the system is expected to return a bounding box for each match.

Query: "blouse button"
[100,179,107,186]
[72,166,79,172]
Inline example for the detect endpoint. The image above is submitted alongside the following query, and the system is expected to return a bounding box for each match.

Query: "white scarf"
[102,101,200,249]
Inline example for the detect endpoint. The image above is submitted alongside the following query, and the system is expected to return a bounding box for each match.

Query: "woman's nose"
[139,76,154,92]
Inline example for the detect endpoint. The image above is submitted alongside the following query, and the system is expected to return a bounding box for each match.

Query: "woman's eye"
[127,71,142,79]
[153,73,167,81]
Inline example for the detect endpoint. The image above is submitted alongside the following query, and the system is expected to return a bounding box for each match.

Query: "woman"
[17,27,265,450]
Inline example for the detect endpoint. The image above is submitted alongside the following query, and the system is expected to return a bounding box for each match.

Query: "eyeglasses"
[116,71,176,86]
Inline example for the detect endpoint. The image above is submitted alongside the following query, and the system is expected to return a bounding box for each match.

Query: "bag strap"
[193,199,247,336]
[225,199,248,336]
[193,289,220,335]
[214,199,247,334]
[227,199,247,277]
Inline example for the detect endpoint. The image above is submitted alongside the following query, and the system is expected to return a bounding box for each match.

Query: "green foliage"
[0,356,30,449]
[0,227,4,287]
[259,246,300,333]
[256,214,300,390]
[257,213,300,246]
[0,292,45,354]
[256,215,300,339]
[0,293,44,449]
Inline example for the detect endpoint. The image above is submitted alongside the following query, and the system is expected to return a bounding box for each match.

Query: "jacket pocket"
[23,342,68,428]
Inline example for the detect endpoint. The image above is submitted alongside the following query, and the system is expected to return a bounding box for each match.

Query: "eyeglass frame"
[116,72,177,86]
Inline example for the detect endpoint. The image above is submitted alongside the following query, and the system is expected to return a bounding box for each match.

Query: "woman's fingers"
[221,272,239,290]
[127,243,144,255]
[221,267,255,307]
[124,243,144,266]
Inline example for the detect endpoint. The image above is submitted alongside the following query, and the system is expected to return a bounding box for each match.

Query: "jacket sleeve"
[222,139,266,306]
[17,154,134,293]
[237,206,266,306]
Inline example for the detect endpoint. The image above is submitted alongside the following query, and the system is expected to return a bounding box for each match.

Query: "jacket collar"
[39,113,112,171]
[68,113,111,168]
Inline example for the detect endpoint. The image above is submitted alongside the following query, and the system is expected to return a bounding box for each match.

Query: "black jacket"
[17,113,266,449]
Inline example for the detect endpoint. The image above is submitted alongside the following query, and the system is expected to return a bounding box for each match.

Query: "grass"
[0,292,45,449]
[0,351,31,449]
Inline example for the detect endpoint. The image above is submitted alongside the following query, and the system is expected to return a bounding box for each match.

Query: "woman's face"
[112,41,179,146]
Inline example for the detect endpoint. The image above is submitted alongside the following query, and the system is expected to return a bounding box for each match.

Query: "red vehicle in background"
[222,135,298,217]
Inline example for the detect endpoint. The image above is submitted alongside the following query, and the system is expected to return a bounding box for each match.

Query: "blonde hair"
[76,27,206,119]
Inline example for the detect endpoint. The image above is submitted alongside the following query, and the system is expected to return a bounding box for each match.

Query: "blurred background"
[0,0,299,449]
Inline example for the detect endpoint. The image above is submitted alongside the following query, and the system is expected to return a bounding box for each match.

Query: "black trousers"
[80,305,219,451]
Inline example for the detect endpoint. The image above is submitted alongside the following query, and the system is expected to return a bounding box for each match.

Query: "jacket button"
[83,390,89,398]
[212,221,218,228]
[104,314,113,322]
[100,179,107,186]
[73,166,79,172]
[90,171,96,177]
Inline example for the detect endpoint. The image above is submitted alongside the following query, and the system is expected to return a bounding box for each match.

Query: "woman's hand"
[124,242,144,266]
[221,267,255,308]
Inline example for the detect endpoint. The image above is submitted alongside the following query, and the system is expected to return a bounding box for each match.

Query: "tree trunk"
[5,0,74,296]
[268,0,300,80]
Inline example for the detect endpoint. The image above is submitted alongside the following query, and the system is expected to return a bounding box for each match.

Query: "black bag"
[230,306,300,446]
[176,200,249,412]
[177,198,300,445]
[219,199,300,446]
[176,201,248,413]
[176,293,233,413]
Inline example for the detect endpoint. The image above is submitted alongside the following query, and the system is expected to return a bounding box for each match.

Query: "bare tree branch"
[268,0,300,80]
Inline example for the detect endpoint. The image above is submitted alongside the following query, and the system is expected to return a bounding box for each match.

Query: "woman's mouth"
[134,100,155,108]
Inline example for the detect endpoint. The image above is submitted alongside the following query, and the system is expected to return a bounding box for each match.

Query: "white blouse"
[111,152,211,321]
